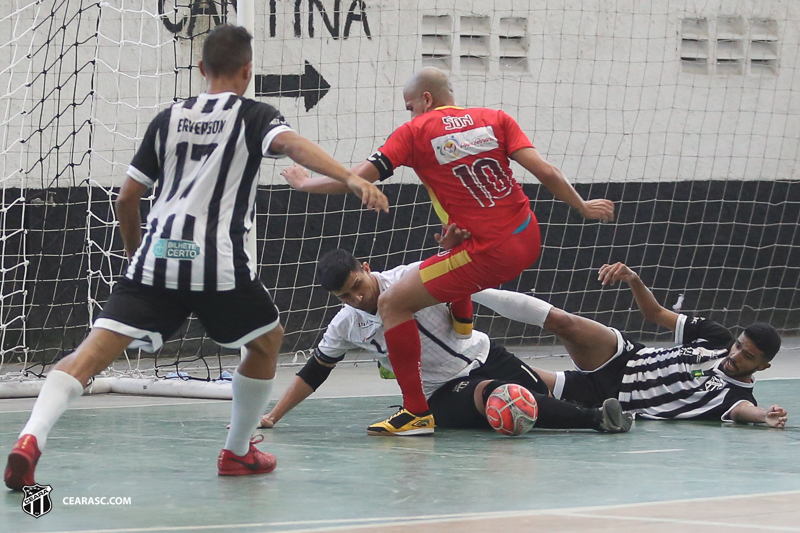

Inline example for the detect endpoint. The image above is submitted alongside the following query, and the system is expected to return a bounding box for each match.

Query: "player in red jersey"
[282,67,614,435]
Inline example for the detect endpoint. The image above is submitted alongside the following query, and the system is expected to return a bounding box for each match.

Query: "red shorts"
[419,213,542,303]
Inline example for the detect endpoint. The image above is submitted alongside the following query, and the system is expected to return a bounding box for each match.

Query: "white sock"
[19,370,84,451]
[472,289,553,328]
[225,372,273,456]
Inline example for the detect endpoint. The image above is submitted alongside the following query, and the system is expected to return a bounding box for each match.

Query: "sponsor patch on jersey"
[152,239,200,260]
[431,126,499,165]
[269,115,289,127]
[453,380,470,392]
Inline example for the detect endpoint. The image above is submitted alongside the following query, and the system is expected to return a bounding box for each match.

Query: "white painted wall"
[1,0,798,189]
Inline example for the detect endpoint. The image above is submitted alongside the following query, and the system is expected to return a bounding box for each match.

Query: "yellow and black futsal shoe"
[367,408,435,436]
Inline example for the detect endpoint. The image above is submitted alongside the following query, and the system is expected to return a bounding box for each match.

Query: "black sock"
[481,380,509,405]
[533,394,600,430]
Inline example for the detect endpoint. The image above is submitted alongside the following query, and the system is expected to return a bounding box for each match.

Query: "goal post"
[1,0,798,398]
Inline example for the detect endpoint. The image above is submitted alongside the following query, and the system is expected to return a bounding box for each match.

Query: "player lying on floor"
[470,262,787,428]
[256,249,633,435]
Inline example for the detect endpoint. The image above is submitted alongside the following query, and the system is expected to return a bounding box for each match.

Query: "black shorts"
[555,328,641,408]
[427,343,550,429]
[94,277,280,352]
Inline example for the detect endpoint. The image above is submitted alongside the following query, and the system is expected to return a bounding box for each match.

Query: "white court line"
[282,392,398,400]
[0,400,230,413]
[27,489,800,533]
[274,513,800,533]
[564,512,800,532]
[620,448,685,454]
[0,392,400,414]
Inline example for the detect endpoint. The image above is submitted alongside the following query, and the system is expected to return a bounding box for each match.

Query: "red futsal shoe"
[5,434,42,491]
[217,435,277,476]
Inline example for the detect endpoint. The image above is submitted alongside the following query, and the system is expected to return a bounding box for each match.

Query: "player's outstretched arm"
[281,164,351,194]
[271,131,388,213]
[281,160,382,196]
[730,402,788,428]
[116,176,149,260]
[259,376,314,428]
[260,355,336,428]
[510,147,614,222]
[598,262,679,331]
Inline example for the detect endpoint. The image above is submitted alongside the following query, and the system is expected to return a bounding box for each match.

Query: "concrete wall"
[1,1,798,359]
[1,0,798,190]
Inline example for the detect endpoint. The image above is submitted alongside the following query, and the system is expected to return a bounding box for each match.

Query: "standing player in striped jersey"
[471,263,787,426]
[254,250,632,434]
[282,67,615,435]
[4,24,388,491]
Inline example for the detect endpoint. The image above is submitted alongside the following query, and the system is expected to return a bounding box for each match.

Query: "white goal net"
[1,0,798,396]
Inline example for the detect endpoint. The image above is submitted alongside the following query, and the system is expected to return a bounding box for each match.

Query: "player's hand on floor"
[348,176,389,213]
[579,199,615,222]
[598,262,639,286]
[225,416,274,430]
[765,405,788,428]
[435,223,471,250]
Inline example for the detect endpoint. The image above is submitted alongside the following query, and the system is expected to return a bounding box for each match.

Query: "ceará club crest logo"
[21,483,53,518]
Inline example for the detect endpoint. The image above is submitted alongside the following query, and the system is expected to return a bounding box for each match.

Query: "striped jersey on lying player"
[620,315,756,421]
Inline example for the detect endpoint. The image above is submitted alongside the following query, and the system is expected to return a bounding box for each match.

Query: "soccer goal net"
[1,0,798,397]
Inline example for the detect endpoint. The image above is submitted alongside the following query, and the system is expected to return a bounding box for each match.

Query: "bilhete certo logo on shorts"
[152,239,200,260]
[21,483,53,518]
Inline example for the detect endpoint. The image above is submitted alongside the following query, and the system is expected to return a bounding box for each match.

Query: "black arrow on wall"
[255,61,331,111]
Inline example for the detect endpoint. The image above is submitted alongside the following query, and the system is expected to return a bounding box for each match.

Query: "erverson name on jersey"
[176,118,226,135]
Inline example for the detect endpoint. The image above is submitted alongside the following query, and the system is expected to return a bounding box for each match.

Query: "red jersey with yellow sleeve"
[368,107,535,253]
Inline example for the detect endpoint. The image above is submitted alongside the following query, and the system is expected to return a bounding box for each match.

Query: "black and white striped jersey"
[315,263,491,397]
[620,315,756,421]
[125,92,292,291]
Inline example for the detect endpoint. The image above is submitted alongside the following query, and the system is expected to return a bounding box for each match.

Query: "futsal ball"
[485,383,539,436]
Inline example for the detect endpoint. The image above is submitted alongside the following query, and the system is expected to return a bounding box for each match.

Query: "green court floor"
[2,379,799,533]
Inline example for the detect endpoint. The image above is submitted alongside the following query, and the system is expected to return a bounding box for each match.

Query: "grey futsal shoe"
[599,398,634,433]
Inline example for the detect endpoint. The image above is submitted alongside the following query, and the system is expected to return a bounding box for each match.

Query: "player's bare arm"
[347,161,472,250]
[281,159,382,195]
[258,375,314,428]
[599,262,679,331]
[115,176,149,260]
[259,355,337,428]
[281,164,350,194]
[730,402,788,428]
[510,146,614,222]
[282,163,469,251]
[270,131,389,213]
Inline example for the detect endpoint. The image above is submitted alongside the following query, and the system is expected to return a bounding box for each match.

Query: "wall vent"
[459,15,490,73]
[680,18,710,74]
[422,15,453,70]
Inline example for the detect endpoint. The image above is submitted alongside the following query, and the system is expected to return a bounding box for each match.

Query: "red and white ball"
[485,383,539,436]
